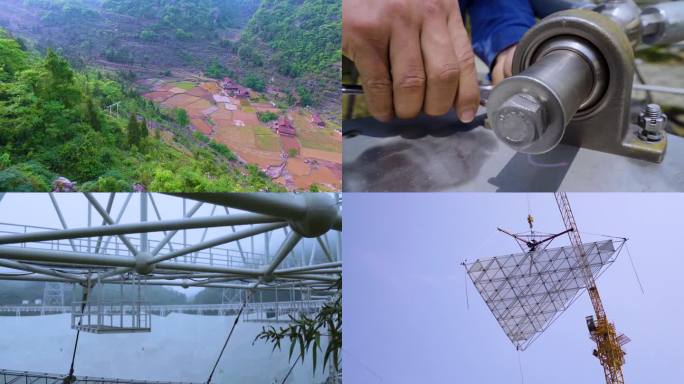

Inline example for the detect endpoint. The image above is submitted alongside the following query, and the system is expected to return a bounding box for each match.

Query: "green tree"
[127,113,140,147]
[209,141,237,161]
[0,29,28,81]
[86,98,102,131]
[243,73,265,92]
[0,153,11,170]
[175,28,193,41]
[0,162,54,192]
[80,171,131,192]
[140,118,149,139]
[139,30,159,41]
[297,85,313,107]
[155,127,161,140]
[257,111,278,123]
[205,60,233,79]
[44,49,81,107]
[58,131,111,182]
[175,108,189,127]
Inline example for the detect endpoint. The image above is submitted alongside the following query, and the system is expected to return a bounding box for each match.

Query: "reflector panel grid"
[466,240,620,350]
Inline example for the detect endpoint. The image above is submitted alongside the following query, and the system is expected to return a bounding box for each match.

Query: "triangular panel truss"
[466,239,623,350]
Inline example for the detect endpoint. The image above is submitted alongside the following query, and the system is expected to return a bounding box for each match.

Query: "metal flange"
[489,9,666,162]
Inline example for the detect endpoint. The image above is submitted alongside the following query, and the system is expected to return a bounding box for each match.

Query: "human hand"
[492,45,517,86]
[342,0,480,123]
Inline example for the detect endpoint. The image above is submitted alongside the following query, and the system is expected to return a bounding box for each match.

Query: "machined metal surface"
[489,9,667,163]
[489,48,595,154]
[595,0,643,46]
[532,37,608,111]
[641,1,684,44]
[342,108,684,192]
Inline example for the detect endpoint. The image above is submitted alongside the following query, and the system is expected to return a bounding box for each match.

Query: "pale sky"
[343,193,684,384]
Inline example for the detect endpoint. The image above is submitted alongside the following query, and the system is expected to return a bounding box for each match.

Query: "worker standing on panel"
[342,0,535,122]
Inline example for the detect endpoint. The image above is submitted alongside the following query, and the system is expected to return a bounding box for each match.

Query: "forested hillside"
[102,0,261,39]
[238,0,341,106]
[192,287,302,304]
[0,29,284,192]
[0,0,260,70]
[0,281,187,306]
[239,0,341,77]
[0,0,341,109]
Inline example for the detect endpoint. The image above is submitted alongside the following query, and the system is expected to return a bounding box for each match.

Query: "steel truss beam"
[0,193,341,292]
[0,214,284,245]
[174,193,343,231]
[0,274,333,291]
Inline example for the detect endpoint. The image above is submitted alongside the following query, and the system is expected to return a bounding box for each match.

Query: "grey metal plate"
[343,108,684,191]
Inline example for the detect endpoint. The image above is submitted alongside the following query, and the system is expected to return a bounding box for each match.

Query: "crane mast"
[554,193,627,384]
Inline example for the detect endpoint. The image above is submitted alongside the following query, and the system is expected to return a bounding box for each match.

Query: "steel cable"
[625,244,645,295]
[279,356,301,384]
[206,292,251,384]
[65,278,91,384]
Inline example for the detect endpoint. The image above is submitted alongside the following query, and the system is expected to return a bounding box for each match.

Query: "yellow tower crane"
[555,192,629,384]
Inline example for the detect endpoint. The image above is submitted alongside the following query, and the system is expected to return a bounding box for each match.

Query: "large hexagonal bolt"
[638,103,667,142]
[492,93,547,147]
[488,47,595,154]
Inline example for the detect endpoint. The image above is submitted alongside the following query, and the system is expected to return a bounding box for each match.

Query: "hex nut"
[493,94,547,147]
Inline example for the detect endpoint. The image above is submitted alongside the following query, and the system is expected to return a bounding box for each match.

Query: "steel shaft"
[488,48,595,154]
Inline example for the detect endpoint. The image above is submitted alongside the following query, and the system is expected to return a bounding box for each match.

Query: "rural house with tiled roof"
[274,116,296,137]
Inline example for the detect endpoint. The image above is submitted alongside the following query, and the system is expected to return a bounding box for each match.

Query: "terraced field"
[142,77,342,191]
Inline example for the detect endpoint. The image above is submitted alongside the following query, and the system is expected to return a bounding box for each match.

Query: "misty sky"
[343,193,684,383]
[0,193,338,298]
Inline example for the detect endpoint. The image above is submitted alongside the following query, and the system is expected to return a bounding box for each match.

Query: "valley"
[0,0,341,191]
[139,75,341,191]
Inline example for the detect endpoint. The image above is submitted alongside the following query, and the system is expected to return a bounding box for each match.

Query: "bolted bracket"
[510,10,668,163]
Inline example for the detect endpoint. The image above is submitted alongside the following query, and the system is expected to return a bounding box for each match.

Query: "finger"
[421,9,460,116]
[390,24,425,119]
[448,10,480,123]
[492,60,505,86]
[504,47,516,78]
[354,41,394,122]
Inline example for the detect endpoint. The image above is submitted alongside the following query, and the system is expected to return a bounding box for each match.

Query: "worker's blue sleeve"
[460,0,536,69]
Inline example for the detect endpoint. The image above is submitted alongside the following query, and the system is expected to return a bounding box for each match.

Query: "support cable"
[462,262,470,310]
[279,356,301,384]
[577,231,627,241]
[578,232,642,293]
[625,244,645,295]
[634,61,654,104]
[517,350,525,384]
[65,277,91,384]
[206,291,252,384]
[341,348,383,383]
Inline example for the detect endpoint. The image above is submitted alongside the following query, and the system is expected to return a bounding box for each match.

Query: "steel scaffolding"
[0,193,342,332]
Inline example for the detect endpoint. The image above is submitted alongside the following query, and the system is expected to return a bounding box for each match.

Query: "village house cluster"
[220,77,251,99]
